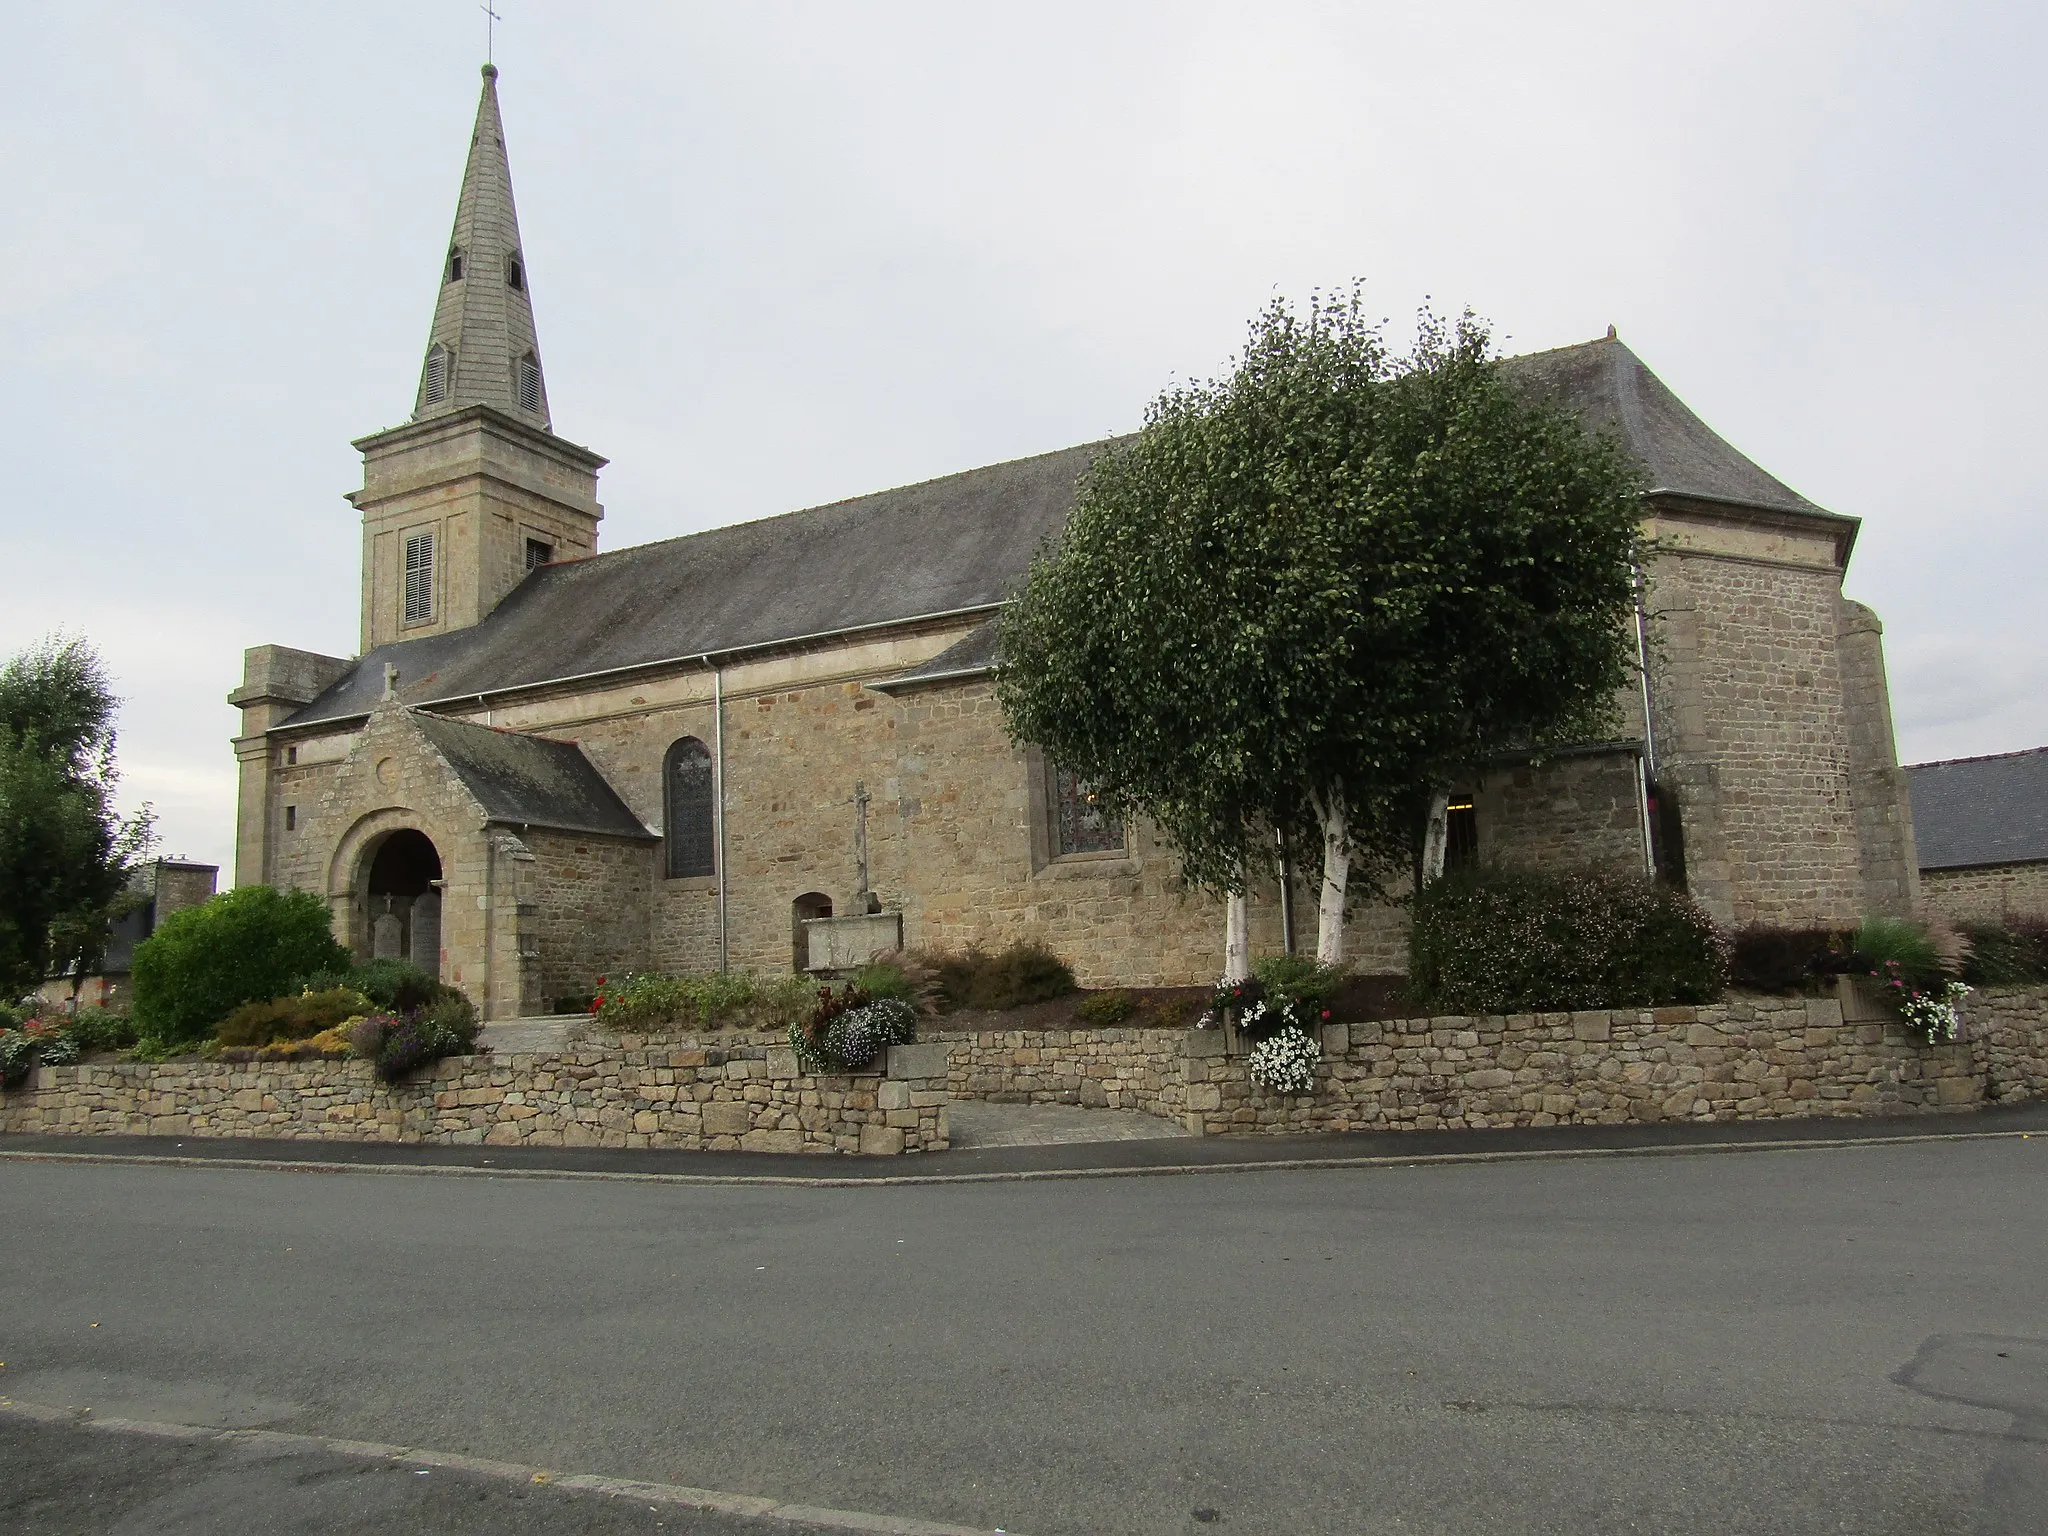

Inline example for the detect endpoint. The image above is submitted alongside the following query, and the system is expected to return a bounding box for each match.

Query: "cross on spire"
[481,1,501,65]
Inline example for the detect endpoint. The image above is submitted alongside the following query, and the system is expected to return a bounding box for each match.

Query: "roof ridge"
[536,437,1121,577]
[1906,745,2048,771]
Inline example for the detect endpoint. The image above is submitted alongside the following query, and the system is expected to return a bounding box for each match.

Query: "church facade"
[231,67,1922,1019]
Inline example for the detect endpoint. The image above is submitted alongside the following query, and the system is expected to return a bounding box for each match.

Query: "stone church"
[231,66,1921,1019]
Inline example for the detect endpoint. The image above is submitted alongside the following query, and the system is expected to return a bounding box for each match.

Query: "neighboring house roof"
[1907,748,2048,870]
[410,711,656,840]
[286,337,1828,728]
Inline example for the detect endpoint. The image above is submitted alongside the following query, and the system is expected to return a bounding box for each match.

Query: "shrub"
[1076,990,1137,1026]
[592,970,813,1031]
[1852,916,1944,987]
[216,988,371,1048]
[1252,955,1345,1029]
[791,997,916,1073]
[131,886,350,1046]
[1728,925,1854,995]
[1407,865,1728,1014]
[348,992,481,1082]
[926,942,1077,1012]
[1961,917,2048,986]
[552,994,596,1015]
[64,1008,139,1052]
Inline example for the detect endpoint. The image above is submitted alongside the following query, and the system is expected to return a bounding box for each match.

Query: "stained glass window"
[665,737,715,878]
[1053,766,1124,857]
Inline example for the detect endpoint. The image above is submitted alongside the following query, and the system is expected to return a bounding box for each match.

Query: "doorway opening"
[366,828,444,977]
[792,892,833,973]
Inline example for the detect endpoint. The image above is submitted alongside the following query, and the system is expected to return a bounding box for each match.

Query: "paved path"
[4,1133,2046,1534]
[944,1100,1192,1148]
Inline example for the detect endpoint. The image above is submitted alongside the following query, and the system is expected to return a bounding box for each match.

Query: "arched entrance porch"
[362,828,444,977]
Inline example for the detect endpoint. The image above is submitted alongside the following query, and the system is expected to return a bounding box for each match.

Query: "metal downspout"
[713,663,729,974]
[1633,559,1659,876]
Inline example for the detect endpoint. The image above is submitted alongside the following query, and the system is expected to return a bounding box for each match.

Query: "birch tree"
[1000,292,1643,970]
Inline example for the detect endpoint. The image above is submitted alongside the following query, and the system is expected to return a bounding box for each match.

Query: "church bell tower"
[349,64,606,653]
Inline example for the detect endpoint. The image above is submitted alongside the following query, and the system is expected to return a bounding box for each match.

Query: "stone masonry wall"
[1174,985,2048,1135]
[522,828,653,1008]
[3,1038,948,1157]
[1475,749,1647,872]
[932,1028,1183,1117]
[1921,864,2048,925]
[1643,522,1865,929]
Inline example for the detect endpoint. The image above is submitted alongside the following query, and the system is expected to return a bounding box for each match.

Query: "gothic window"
[505,250,525,290]
[445,246,465,282]
[515,352,542,414]
[403,531,435,625]
[1444,799,1478,871]
[524,537,553,572]
[1052,765,1124,857]
[664,736,715,878]
[423,344,452,404]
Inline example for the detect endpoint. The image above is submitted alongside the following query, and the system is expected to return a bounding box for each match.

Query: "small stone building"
[38,858,219,1011]
[1907,747,2048,922]
[231,66,1922,1018]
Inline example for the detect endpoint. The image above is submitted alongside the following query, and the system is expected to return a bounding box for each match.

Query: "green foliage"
[1960,918,2048,986]
[130,885,351,1046]
[1727,925,1855,995]
[1852,917,1943,988]
[332,958,442,1013]
[0,636,156,997]
[1075,990,1138,1026]
[997,292,1645,911]
[851,961,913,1003]
[216,988,371,1048]
[1408,865,1728,1014]
[63,1008,138,1051]
[927,942,1077,1012]
[592,970,813,1031]
[1252,955,1346,1015]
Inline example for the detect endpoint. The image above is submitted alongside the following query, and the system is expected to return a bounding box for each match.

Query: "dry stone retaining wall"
[2,1037,948,1156]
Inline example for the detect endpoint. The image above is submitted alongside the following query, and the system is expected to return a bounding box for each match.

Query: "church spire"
[412,64,551,429]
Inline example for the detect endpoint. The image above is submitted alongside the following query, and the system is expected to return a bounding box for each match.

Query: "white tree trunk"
[1312,786,1350,966]
[1223,890,1252,982]
[1420,790,1450,884]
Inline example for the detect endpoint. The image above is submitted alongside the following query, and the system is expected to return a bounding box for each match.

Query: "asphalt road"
[4,1140,2045,1535]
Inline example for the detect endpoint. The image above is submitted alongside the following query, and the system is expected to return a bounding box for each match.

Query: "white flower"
[1248,1025,1320,1094]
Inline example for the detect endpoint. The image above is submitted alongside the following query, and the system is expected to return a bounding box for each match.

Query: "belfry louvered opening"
[403,531,435,625]
[423,344,452,405]
[515,352,542,414]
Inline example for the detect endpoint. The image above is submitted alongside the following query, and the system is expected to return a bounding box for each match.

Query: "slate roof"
[286,337,1832,729]
[1503,336,1827,517]
[1906,747,2048,870]
[410,711,655,840]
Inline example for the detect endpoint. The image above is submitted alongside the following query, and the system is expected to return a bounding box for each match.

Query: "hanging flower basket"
[1247,1025,1320,1095]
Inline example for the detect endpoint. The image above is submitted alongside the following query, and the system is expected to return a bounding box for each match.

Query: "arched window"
[515,351,542,413]
[423,344,453,405]
[664,737,715,878]
[445,246,465,282]
[505,250,525,290]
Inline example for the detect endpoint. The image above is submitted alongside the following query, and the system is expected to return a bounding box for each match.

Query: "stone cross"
[852,781,875,913]
[382,663,400,700]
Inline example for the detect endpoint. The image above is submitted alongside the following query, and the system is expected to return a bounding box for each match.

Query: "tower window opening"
[515,352,541,414]
[1444,799,1478,871]
[403,531,436,625]
[445,246,465,282]
[506,251,524,290]
[524,537,553,571]
[423,344,452,405]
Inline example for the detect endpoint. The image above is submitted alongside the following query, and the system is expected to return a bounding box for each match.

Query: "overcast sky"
[4,1,2043,878]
